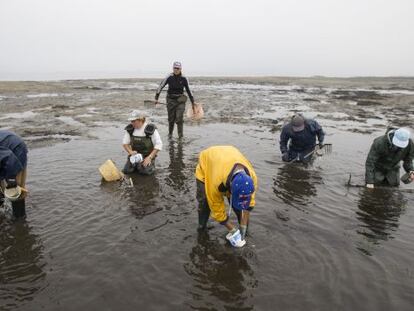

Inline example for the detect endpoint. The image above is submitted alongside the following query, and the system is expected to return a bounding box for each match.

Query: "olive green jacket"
[365,130,414,184]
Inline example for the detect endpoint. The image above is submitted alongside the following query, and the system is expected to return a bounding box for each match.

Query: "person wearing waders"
[122,111,163,175]
[280,113,325,163]
[155,61,196,138]
[195,146,258,248]
[0,130,28,218]
[365,128,414,189]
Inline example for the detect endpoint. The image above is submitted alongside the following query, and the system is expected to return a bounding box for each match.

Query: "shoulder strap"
[144,123,157,137]
[125,124,134,136]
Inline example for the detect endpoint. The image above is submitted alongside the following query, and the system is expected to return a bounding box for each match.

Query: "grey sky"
[1,0,413,80]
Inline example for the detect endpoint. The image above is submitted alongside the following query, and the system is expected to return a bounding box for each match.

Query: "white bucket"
[226,229,246,248]
[130,153,143,164]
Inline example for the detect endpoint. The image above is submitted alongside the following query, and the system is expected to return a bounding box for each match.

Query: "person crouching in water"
[195,146,258,248]
[122,111,163,175]
[280,113,325,163]
[365,128,414,189]
[0,130,28,218]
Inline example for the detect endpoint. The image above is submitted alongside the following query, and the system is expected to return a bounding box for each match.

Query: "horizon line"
[1,73,414,83]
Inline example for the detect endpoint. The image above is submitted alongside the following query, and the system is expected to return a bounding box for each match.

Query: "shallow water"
[1,78,414,310]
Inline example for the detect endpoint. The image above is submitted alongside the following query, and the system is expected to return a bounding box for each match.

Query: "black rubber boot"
[177,122,184,138]
[12,198,26,219]
[198,210,210,231]
[168,122,175,137]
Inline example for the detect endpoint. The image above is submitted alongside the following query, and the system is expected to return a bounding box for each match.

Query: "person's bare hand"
[129,151,138,156]
[410,171,414,181]
[142,156,152,167]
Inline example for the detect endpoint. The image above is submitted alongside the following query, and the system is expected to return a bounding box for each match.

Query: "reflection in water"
[273,165,322,208]
[100,173,161,218]
[167,140,186,191]
[183,233,256,310]
[125,174,161,218]
[0,219,46,310]
[356,189,407,254]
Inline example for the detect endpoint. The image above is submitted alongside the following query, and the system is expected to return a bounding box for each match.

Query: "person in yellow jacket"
[195,146,258,247]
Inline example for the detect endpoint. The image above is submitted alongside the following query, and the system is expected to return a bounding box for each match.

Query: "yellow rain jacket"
[195,146,258,223]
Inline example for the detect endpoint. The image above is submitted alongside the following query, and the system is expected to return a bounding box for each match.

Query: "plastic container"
[129,153,143,164]
[4,186,22,201]
[99,159,123,182]
[226,229,246,248]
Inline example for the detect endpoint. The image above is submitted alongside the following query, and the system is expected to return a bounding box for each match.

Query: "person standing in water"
[365,128,414,188]
[195,146,258,247]
[155,61,196,138]
[0,130,28,218]
[280,113,325,163]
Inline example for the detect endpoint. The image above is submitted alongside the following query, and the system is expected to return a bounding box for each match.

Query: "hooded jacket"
[365,129,414,184]
[0,130,28,180]
[195,146,258,223]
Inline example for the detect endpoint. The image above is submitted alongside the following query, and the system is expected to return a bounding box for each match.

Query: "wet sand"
[1,77,414,310]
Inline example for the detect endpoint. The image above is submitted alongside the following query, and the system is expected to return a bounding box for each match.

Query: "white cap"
[128,110,146,121]
[392,128,410,148]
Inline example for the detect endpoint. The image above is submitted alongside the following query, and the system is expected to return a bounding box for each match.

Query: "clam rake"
[346,174,414,193]
[288,143,333,163]
[143,100,167,107]
[315,143,332,156]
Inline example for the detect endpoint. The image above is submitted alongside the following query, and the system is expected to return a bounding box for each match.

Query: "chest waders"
[122,123,157,175]
[131,135,154,157]
[125,123,156,157]
[167,94,187,137]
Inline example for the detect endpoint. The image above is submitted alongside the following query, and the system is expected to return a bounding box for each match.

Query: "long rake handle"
[346,174,414,192]
[144,100,167,105]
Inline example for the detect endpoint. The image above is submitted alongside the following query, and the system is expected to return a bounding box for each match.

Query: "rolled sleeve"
[122,131,131,145]
[152,130,163,151]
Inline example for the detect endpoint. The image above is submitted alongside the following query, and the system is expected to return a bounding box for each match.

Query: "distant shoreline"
[1,75,414,83]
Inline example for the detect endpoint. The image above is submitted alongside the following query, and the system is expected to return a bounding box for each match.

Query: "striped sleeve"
[183,76,195,104]
[155,74,171,100]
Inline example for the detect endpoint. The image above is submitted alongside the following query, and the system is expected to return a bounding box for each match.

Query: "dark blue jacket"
[280,119,325,153]
[0,130,28,180]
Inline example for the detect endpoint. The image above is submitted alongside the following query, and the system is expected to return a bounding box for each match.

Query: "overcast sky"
[1,0,413,80]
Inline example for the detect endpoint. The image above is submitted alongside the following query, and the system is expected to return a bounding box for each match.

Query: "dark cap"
[291,114,305,132]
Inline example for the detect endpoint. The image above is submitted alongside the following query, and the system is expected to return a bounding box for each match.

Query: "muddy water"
[1,77,414,310]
